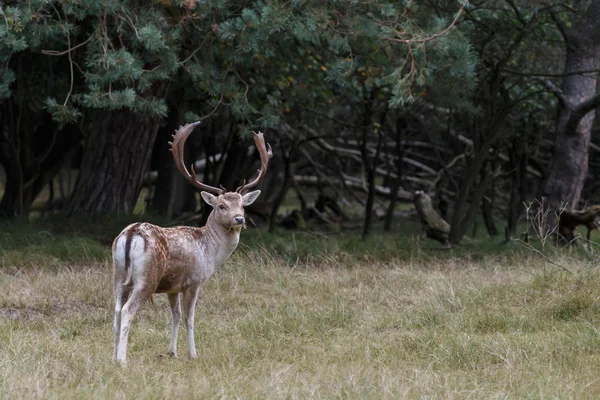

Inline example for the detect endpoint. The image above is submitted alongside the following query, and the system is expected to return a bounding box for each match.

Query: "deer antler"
[169,122,225,195]
[237,131,273,193]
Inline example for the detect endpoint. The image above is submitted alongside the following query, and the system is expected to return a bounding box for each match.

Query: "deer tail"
[122,223,142,286]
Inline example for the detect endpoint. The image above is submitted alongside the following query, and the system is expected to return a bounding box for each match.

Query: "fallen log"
[413,190,450,245]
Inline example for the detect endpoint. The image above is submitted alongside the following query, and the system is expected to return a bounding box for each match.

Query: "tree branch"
[536,78,568,106]
[565,92,600,136]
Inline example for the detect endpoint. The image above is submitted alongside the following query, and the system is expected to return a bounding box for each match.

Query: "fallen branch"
[294,175,414,202]
[413,190,450,245]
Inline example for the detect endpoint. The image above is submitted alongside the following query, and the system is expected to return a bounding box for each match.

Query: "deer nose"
[234,216,245,225]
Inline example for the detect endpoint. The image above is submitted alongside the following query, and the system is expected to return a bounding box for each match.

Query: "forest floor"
[2,220,600,398]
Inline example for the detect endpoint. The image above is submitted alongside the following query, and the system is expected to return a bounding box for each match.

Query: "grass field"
[2,222,600,398]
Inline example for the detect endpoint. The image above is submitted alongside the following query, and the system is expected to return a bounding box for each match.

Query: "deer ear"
[201,191,218,207]
[242,190,261,206]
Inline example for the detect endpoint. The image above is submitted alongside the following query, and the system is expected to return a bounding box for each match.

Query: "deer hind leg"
[113,283,131,362]
[167,293,181,357]
[116,288,152,365]
[182,285,200,359]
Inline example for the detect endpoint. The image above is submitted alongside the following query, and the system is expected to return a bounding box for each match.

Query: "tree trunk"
[384,118,405,232]
[481,157,498,237]
[361,98,386,239]
[67,107,165,216]
[151,105,197,218]
[0,106,79,218]
[268,137,300,233]
[481,193,498,237]
[448,135,498,244]
[269,144,291,233]
[152,135,197,218]
[544,1,600,217]
[217,125,247,191]
[362,159,377,239]
[0,51,80,218]
[506,135,528,239]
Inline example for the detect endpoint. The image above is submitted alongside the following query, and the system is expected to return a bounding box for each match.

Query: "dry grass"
[2,245,600,398]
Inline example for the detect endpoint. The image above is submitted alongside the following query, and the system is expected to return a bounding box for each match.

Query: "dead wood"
[413,190,451,245]
[294,175,414,202]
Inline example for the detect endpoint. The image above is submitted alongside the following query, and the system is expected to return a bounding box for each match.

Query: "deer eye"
[219,204,226,211]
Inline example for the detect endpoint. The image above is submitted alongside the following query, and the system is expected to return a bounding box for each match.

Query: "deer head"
[199,191,261,230]
[169,122,272,229]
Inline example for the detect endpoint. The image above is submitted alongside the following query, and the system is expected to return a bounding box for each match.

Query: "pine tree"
[0,0,479,217]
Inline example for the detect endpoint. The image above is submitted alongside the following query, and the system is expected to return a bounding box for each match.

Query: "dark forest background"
[2,0,600,245]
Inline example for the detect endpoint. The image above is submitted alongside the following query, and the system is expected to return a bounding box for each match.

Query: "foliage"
[0,0,596,247]
[0,0,478,127]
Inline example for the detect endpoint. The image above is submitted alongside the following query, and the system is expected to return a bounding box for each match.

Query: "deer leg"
[116,288,151,365]
[113,284,130,362]
[167,293,181,357]
[182,285,200,359]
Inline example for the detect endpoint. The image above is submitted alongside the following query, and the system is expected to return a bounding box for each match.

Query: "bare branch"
[41,35,93,56]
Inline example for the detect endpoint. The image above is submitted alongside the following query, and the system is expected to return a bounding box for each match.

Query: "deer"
[112,122,272,365]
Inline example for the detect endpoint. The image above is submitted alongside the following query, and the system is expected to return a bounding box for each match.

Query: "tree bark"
[544,1,600,216]
[67,105,166,216]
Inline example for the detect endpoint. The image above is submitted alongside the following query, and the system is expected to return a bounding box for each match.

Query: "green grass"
[2,221,600,398]
[0,220,107,267]
[0,215,527,268]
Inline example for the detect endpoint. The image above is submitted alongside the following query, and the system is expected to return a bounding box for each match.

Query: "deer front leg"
[167,293,181,357]
[182,285,200,359]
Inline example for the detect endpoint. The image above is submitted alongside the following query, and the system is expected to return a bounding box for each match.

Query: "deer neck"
[202,212,241,266]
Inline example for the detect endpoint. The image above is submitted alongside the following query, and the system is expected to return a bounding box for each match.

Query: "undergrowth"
[0,216,547,269]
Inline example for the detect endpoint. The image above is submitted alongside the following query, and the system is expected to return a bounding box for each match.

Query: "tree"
[1,0,478,229]
[442,1,548,244]
[0,5,81,217]
[543,1,600,220]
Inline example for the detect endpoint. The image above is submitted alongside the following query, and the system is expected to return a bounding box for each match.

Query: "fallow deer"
[112,122,272,364]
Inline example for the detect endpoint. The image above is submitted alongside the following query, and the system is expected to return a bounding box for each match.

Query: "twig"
[386,2,467,45]
[181,32,213,64]
[41,35,93,56]
[197,93,224,122]
[516,240,573,273]
[64,21,74,106]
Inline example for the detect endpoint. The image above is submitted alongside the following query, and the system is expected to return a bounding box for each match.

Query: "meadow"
[2,221,600,398]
